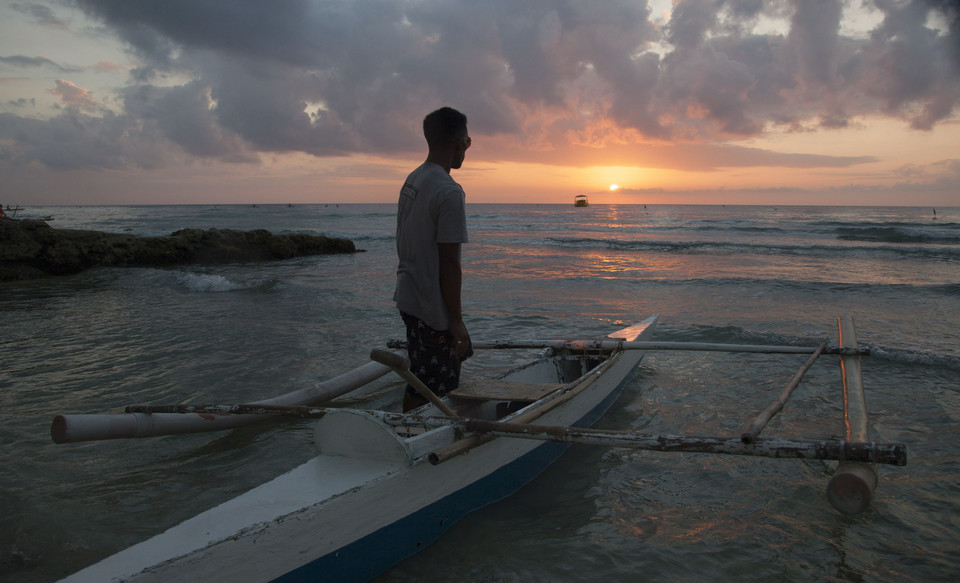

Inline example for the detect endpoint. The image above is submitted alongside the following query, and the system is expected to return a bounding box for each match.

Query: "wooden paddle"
[369,348,458,417]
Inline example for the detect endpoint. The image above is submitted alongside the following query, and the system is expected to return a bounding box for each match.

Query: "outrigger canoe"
[53,314,907,582]
[57,315,660,582]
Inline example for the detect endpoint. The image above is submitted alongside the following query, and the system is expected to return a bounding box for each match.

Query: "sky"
[0,0,958,206]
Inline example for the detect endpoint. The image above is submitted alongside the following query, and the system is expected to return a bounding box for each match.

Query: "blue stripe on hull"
[273,361,641,583]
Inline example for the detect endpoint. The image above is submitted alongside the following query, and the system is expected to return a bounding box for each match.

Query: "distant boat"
[574,194,589,207]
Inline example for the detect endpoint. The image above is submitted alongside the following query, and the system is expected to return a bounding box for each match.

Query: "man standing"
[394,107,473,412]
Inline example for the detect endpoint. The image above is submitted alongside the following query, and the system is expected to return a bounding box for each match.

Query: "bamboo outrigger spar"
[51,315,909,582]
[122,402,906,468]
[51,314,904,516]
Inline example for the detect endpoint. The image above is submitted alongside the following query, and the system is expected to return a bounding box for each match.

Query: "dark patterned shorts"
[400,311,463,400]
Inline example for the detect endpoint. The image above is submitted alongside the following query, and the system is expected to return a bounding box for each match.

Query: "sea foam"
[175,271,263,293]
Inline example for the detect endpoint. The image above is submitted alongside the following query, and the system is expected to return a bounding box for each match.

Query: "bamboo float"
[827,315,878,515]
[741,341,827,444]
[115,403,908,466]
[50,353,405,443]
[125,403,331,417]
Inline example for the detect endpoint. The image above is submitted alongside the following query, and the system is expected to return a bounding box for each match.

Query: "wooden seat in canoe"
[449,379,564,402]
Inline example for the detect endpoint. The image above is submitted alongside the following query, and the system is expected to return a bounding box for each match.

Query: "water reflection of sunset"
[465,205,959,305]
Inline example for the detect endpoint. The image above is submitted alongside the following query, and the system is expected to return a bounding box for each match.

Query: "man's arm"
[438,242,470,357]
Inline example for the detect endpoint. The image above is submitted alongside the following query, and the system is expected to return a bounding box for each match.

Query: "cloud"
[1,0,956,173]
[92,61,123,73]
[6,97,36,109]
[485,139,877,172]
[0,55,83,73]
[46,79,97,111]
[0,110,167,170]
[10,2,68,28]
[0,81,259,171]
[120,81,258,162]
[893,157,960,184]
[859,0,959,130]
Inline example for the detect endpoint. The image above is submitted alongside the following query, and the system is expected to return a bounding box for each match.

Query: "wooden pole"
[394,339,868,355]
[826,315,879,515]
[741,341,827,444]
[438,419,906,466]
[402,339,866,355]
[107,403,908,466]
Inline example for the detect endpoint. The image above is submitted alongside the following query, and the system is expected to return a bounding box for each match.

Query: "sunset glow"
[0,2,957,206]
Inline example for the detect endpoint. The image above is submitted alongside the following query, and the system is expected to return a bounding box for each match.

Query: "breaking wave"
[174,272,276,293]
[540,236,960,261]
[835,225,960,244]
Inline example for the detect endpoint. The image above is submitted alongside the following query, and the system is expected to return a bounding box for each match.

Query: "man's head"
[423,107,470,171]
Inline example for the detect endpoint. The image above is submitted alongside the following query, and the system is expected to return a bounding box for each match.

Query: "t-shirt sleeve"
[436,185,468,244]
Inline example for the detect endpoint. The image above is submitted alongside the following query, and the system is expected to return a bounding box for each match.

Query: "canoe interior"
[418,349,614,422]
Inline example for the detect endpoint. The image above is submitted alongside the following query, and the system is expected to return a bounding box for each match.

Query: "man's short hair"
[423,107,467,150]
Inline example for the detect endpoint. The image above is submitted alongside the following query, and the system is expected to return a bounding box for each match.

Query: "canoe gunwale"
[425,317,658,465]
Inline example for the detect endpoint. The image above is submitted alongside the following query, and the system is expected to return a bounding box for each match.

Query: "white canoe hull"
[61,315,658,583]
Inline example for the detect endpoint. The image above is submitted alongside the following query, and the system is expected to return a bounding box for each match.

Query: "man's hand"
[449,318,472,359]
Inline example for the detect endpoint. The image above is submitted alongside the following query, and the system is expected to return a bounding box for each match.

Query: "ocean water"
[1,204,958,582]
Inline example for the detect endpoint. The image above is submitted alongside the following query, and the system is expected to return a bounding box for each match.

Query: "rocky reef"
[0,218,358,281]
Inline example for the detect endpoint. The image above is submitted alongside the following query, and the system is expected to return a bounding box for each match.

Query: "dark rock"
[0,218,359,282]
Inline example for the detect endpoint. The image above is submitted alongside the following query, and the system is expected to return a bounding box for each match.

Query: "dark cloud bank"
[1,0,957,172]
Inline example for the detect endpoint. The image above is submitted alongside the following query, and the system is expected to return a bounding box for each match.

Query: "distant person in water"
[394,107,473,412]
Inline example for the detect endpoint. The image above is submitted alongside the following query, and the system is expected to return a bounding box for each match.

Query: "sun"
[609,184,619,191]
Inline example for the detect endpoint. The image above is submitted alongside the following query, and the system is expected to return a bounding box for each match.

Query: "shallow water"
[2,204,958,582]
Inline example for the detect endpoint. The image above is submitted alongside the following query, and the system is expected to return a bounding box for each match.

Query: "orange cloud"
[46,79,97,111]
[92,61,122,73]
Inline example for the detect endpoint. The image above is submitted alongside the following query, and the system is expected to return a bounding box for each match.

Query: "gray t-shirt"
[393,162,468,331]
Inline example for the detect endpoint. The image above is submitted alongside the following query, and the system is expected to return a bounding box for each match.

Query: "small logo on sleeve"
[400,183,418,201]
